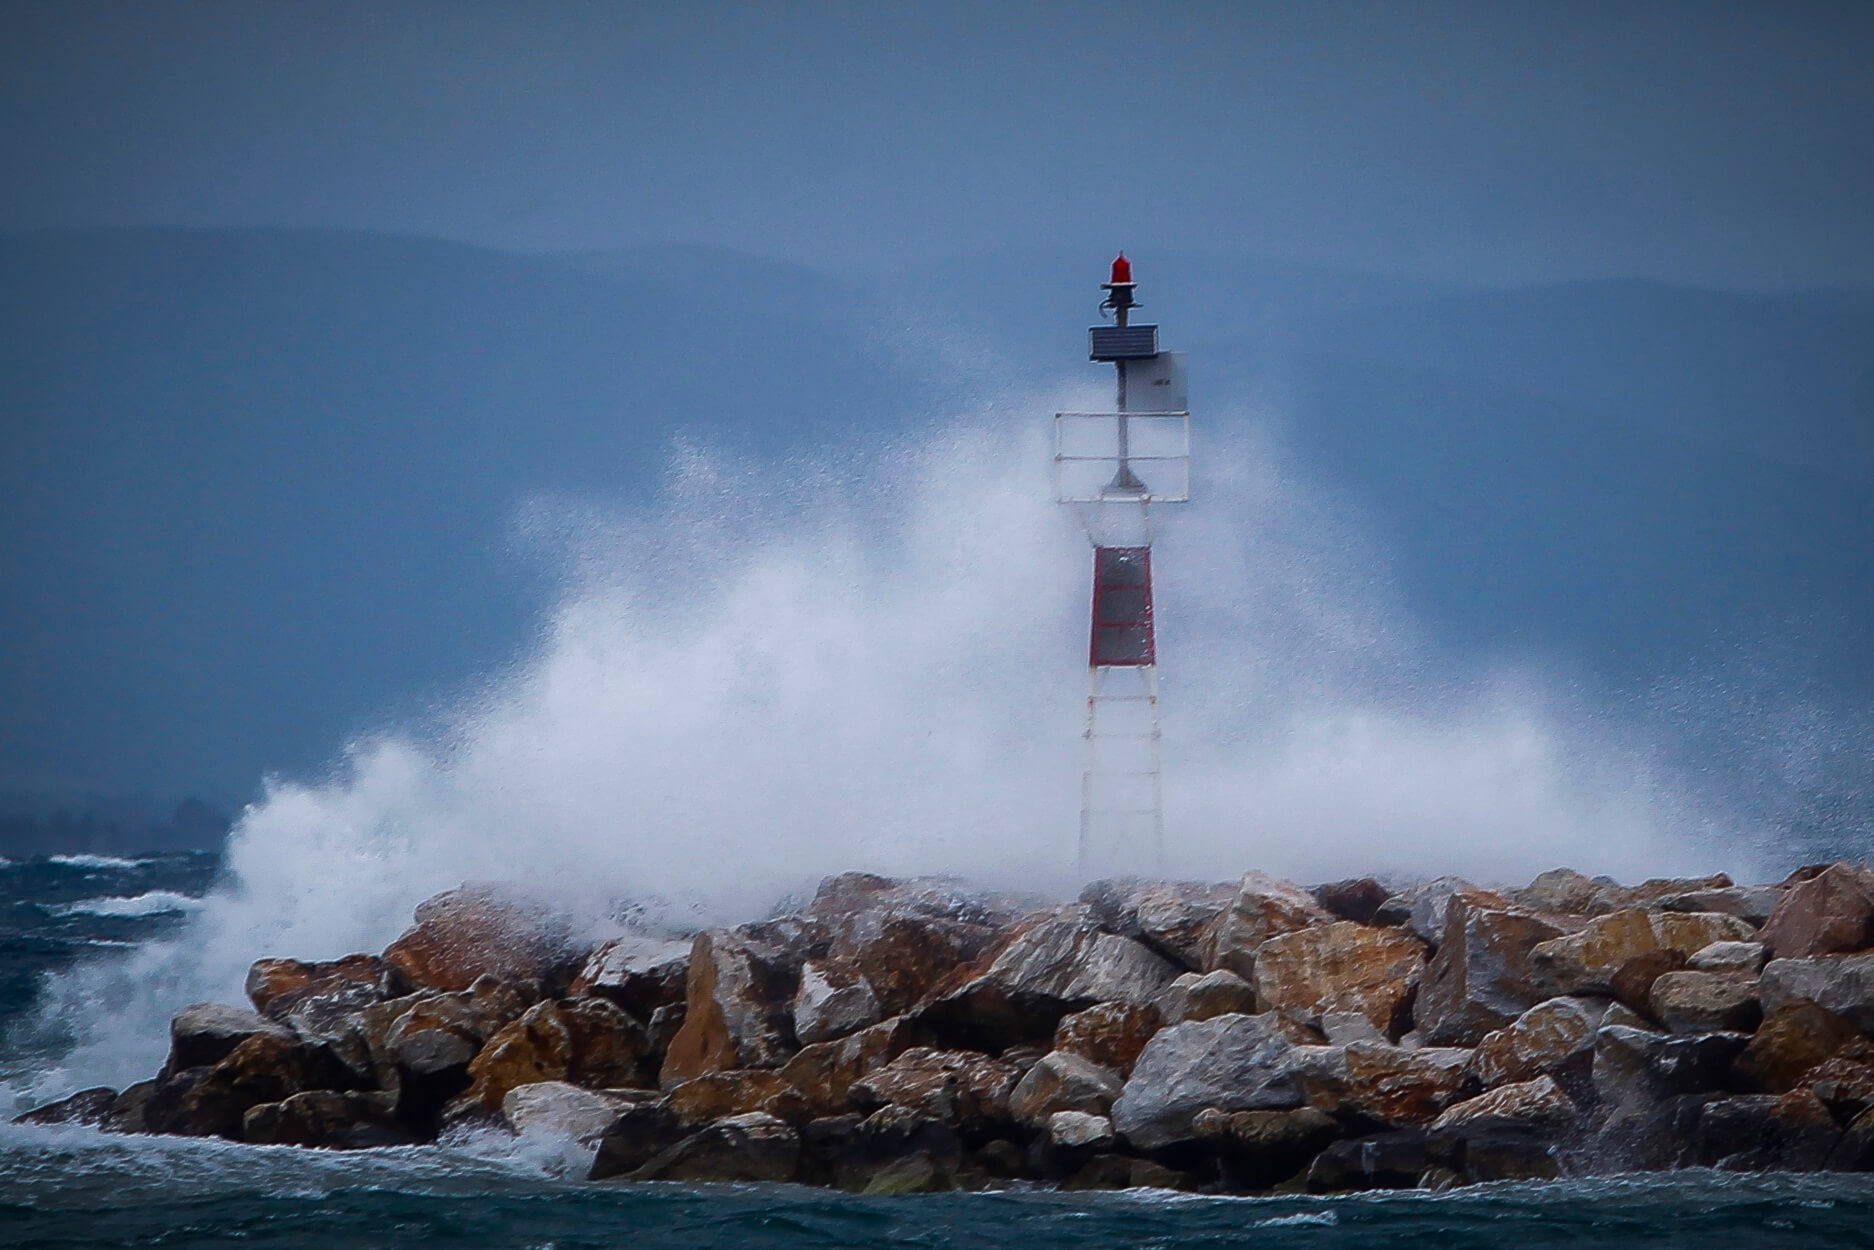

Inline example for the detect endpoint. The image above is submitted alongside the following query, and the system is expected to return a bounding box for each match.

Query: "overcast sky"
[3,1,1871,288]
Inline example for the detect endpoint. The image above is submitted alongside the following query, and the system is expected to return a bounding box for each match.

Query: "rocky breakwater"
[23,863,1874,1194]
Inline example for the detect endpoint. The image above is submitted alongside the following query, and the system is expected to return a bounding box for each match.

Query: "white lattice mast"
[1054,255,1191,881]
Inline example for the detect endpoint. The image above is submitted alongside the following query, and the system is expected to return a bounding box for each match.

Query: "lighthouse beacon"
[1054,255,1191,881]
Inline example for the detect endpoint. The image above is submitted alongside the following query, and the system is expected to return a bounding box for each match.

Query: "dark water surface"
[2,854,1871,1248]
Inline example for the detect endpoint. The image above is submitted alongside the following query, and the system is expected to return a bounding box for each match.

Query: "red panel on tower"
[1089,546,1155,667]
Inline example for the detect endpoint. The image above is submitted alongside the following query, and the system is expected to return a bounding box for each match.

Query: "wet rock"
[1110,1013,1300,1150]
[243,1089,417,1149]
[1432,1075,1576,1133]
[1179,969,1259,1022]
[1694,1088,1840,1170]
[1649,971,1762,1034]
[792,959,882,1045]
[1008,1051,1123,1127]
[1253,921,1425,1038]
[12,1087,117,1127]
[1469,995,1611,1089]
[919,915,1179,1051]
[1193,1106,1341,1189]
[813,874,1012,1016]
[502,1081,653,1146]
[1200,872,1333,979]
[831,1104,964,1192]
[1689,940,1767,974]
[167,1002,294,1072]
[1612,874,1736,912]
[1516,868,1606,916]
[1065,1155,1195,1191]
[1291,1041,1472,1127]
[1427,1077,1575,1184]
[382,887,561,995]
[1658,887,1784,927]
[1305,1129,1433,1191]
[1830,1106,1874,1170]
[1759,865,1874,961]
[369,977,530,1091]
[626,1111,800,1183]
[1052,1001,1160,1077]
[103,1080,157,1134]
[1312,878,1392,926]
[567,936,691,1020]
[848,1046,1022,1133]
[455,997,653,1115]
[1416,895,1569,1045]
[1048,1110,1116,1150]
[1080,878,1235,969]
[1608,948,1689,1016]
[147,1030,355,1139]
[1760,953,1874,1032]
[1374,878,1508,946]
[778,1015,927,1116]
[667,1070,810,1126]
[1800,1056,1874,1122]
[661,929,802,1084]
[588,1099,684,1180]
[1531,909,1757,998]
[1592,1024,1749,1107]
[1734,1003,1874,1092]
[246,954,389,1020]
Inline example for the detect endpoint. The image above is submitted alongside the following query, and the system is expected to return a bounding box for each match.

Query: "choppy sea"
[1,852,1870,1249]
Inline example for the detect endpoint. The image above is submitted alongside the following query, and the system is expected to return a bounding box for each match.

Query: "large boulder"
[11,1087,118,1128]
[1305,1129,1433,1192]
[666,1070,810,1127]
[1052,1001,1160,1077]
[1691,1088,1840,1171]
[625,1111,800,1183]
[588,1099,685,1180]
[1080,878,1234,970]
[146,1030,355,1139]
[1515,868,1607,916]
[363,976,531,1097]
[1733,1002,1874,1092]
[1658,886,1784,926]
[660,929,803,1084]
[1416,895,1570,1045]
[820,1103,965,1192]
[1759,866,1874,961]
[1008,1051,1123,1127]
[778,1015,927,1116]
[1469,995,1612,1089]
[792,959,882,1045]
[1200,872,1333,979]
[1531,909,1757,998]
[1432,1075,1576,1133]
[1048,1110,1117,1151]
[1688,941,1766,973]
[454,997,652,1115]
[1374,878,1509,946]
[1174,970,1259,1023]
[1648,971,1762,1034]
[246,954,389,1019]
[166,1003,294,1072]
[382,887,561,995]
[847,1047,1022,1133]
[242,1089,417,1149]
[918,914,1179,1051]
[1591,1024,1750,1108]
[1760,953,1874,1032]
[1289,1041,1472,1126]
[502,1081,651,1146]
[1802,1056,1874,1122]
[812,873,1013,1017]
[1253,922,1425,1038]
[567,936,691,1020]
[1193,1106,1341,1190]
[1109,1013,1300,1150]
[1311,878,1392,926]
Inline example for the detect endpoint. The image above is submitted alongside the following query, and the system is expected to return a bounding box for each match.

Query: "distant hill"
[1,228,1869,852]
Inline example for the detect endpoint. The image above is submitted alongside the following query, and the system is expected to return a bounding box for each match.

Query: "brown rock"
[455,996,652,1114]
[810,874,1014,1016]
[1734,1002,1874,1093]
[1516,868,1606,915]
[1649,971,1762,1034]
[1200,871,1333,979]
[1110,1013,1303,1150]
[1469,995,1611,1089]
[918,914,1179,1051]
[626,1111,800,1183]
[1193,1106,1342,1189]
[1254,921,1425,1038]
[588,1099,685,1179]
[661,929,801,1084]
[166,1002,294,1072]
[1180,969,1260,1022]
[1802,1056,1874,1122]
[242,1089,417,1149]
[1080,878,1235,969]
[779,1016,927,1116]
[1609,948,1689,1016]
[1431,1074,1577,1132]
[382,887,560,995]
[1007,1051,1123,1127]
[1760,953,1874,1032]
[1693,1087,1840,1170]
[1052,1001,1160,1077]
[1312,878,1392,926]
[246,954,388,1019]
[1530,908,1756,997]
[1658,886,1784,927]
[1291,1041,1472,1126]
[1416,894,1569,1045]
[1759,865,1874,961]
[148,1030,355,1139]
[11,1087,118,1127]
[567,936,691,1019]
[792,958,882,1045]
[667,1070,810,1126]
[1373,878,1510,946]
[848,1046,1022,1132]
